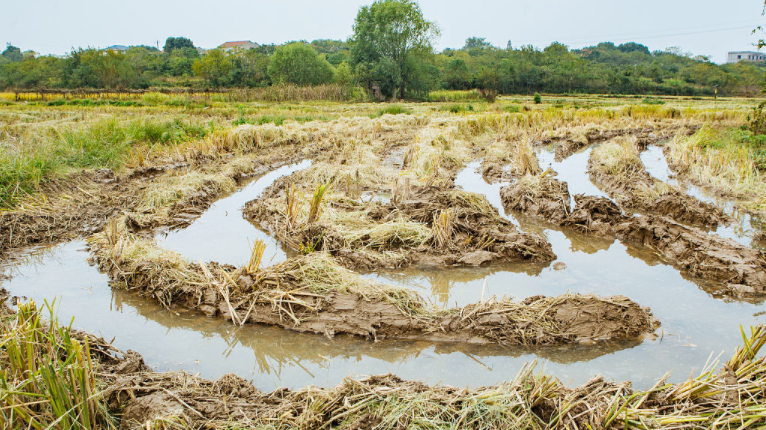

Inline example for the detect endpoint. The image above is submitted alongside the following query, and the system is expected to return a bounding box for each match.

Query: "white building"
[727,51,766,63]
[218,41,259,52]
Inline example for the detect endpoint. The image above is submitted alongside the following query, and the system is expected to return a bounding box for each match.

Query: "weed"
[308,182,332,224]
[373,105,411,117]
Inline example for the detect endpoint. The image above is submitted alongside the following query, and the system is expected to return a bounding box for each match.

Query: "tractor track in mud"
[500,176,766,300]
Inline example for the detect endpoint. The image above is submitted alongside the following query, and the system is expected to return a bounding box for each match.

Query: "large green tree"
[193,49,233,87]
[267,43,334,86]
[163,37,195,53]
[2,44,23,62]
[350,0,439,99]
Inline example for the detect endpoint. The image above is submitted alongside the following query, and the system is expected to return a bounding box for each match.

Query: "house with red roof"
[218,41,259,52]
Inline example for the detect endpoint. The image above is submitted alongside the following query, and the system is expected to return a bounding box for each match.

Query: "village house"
[218,41,259,52]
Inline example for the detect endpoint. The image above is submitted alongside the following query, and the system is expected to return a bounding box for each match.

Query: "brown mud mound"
[245,181,556,270]
[586,136,727,229]
[501,177,766,299]
[89,226,657,346]
[613,216,766,298]
[589,167,727,229]
[500,176,570,224]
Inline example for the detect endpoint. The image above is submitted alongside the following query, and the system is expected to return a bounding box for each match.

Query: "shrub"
[533,93,542,104]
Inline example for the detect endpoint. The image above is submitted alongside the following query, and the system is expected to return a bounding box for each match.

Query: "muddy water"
[536,146,611,206]
[0,242,642,390]
[368,162,766,388]
[640,145,761,247]
[2,156,766,392]
[454,161,519,227]
[156,160,310,266]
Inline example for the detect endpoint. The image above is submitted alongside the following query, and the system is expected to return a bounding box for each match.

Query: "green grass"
[372,104,412,117]
[0,117,210,208]
[0,300,113,429]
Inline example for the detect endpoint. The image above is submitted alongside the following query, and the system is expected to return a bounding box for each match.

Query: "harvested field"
[244,179,555,270]
[2,96,766,429]
[588,136,729,229]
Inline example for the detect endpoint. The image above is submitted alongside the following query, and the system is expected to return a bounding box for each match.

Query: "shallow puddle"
[537,146,611,206]
[156,160,311,266]
[641,145,760,247]
[454,161,519,226]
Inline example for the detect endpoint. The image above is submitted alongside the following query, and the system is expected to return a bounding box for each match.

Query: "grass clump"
[668,126,766,207]
[0,300,113,429]
[308,182,332,224]
[590,136,642,176]
[512,138,542,176]
[373,104,411,117]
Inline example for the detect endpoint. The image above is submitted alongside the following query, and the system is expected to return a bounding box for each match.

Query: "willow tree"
[350,0,439,99]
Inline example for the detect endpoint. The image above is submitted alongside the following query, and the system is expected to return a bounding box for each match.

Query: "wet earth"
[2,145,765,391]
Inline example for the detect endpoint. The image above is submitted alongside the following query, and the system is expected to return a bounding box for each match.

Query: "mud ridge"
[88,226,658,346]
[501,178,766,299]
[245,180,556,270]
[587,145,727,229]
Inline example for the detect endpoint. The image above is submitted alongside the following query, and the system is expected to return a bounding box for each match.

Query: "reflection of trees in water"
[110,288,642,379]
[561,228,614,255]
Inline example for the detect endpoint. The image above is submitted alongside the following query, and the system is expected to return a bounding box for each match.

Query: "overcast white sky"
[2,0,765,63]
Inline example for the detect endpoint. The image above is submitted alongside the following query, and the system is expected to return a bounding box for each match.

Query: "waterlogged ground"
[2,152,766,391]
[640,145,763,248]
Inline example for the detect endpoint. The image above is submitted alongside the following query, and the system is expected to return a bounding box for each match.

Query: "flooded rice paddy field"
[3,138,765,392]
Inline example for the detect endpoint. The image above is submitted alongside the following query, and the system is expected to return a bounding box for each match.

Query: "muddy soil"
[501,178,766,299]
[245,180,556,270]
[89,227,657,346]
[588,153,728,229]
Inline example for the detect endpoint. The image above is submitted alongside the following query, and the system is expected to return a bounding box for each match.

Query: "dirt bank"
[501,177,766,299]
[245,179,556,270]
[88,224,657,346]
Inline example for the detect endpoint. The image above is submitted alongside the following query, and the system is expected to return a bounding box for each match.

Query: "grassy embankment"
[668,126,766,210]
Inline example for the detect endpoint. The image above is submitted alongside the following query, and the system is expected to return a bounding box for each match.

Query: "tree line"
[1,0,764,99]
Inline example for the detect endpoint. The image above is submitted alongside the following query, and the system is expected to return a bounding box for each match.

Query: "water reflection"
[537,146,612,207]
[156,160,311,267]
